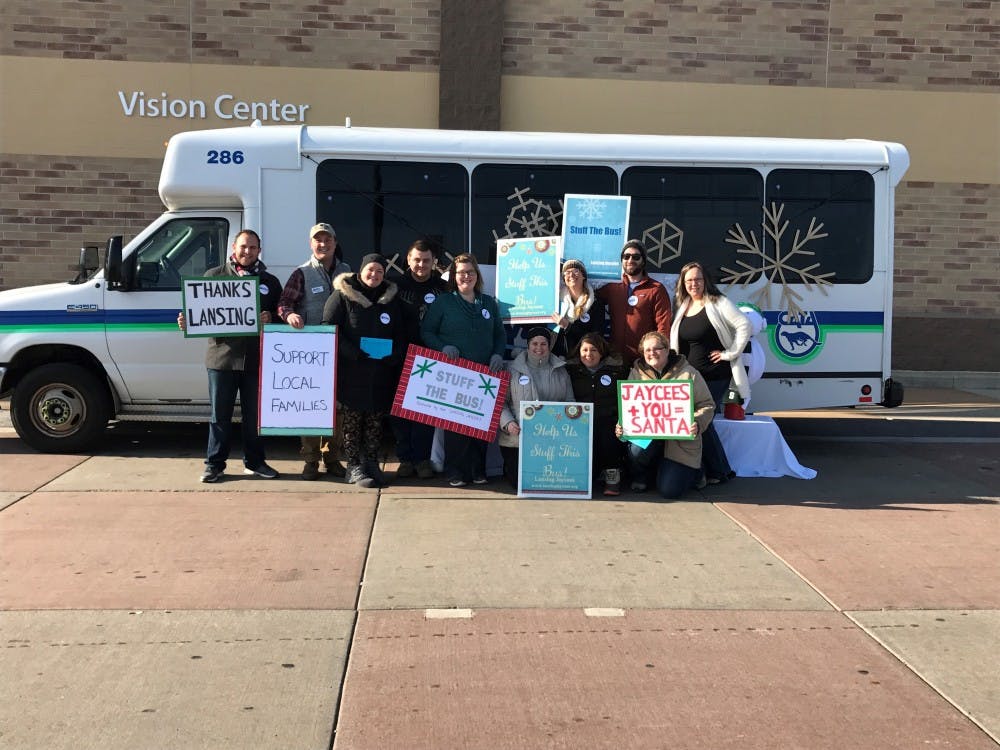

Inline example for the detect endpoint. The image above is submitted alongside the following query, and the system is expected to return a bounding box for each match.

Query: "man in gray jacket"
[277,223,351,480]
[178,229,282,482]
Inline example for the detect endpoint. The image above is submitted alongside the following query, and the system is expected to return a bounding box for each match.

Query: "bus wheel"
[11,363,111,453]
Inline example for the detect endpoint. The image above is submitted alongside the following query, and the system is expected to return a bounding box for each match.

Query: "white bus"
[0,123,908,451]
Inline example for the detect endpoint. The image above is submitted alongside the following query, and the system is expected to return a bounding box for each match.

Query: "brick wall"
[0,155,163,290]
[502,0,998,91]
[1,0,441,71]
[894,181,1000,317]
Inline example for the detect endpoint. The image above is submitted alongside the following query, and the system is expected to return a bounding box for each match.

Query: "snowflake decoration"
[640,218,684,268]
[385,252,405,276]
[576,198,605,222]
[720,202,834,321]
[492,187,563,241]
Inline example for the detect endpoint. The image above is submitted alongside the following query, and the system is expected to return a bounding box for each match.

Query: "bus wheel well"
[5,345,116,411]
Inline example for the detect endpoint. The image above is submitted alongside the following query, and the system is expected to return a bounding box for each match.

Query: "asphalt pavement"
[1,387,998,749]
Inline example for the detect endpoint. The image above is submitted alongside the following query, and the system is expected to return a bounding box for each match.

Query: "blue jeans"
[391,416,435,464]
[206,368,265,471]
[627,440,701,500]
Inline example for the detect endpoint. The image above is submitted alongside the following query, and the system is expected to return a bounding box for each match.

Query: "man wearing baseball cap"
[277,222,352,479]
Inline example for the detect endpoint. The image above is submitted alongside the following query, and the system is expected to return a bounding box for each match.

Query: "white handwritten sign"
[391,345,509,442]
[182,276,260,337]
[618,379,695,440]
[259,325,337,435]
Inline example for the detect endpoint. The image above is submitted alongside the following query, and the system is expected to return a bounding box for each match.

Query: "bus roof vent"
[251,119,263,128]
[345,116,351,128]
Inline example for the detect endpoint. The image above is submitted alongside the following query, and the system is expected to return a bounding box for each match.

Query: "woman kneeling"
[616,331,716,499]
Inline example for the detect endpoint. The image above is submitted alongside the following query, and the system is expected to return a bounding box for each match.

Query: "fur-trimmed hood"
[333,271,399,307]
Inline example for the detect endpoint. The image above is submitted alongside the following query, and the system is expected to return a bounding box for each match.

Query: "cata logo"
[771,311,824,363]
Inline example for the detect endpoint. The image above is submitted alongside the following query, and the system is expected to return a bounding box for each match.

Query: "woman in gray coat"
[499,327,575,488]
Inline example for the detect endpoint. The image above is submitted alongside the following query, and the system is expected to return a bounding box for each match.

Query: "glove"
[489,354,505,372]
[441,345,460,359]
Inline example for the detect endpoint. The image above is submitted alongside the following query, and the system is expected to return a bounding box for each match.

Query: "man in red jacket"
[597,239,673,364]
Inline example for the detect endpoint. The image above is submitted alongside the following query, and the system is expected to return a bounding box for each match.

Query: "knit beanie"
[561,259,588,279]
[360,253,388,271]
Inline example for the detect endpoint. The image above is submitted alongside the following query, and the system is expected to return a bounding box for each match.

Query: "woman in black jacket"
[565,332,627,495]
[322,253,408,488]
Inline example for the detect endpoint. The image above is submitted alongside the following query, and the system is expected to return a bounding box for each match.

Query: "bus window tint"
[316,160,467,266]
[471,164,617,262]
[622,167,763,279]
[766,169,875,284]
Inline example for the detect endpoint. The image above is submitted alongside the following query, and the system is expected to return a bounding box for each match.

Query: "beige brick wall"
[502,0,998,91]
[0,155,163,290]
[894,181,1000,317]
[1,0,440,71]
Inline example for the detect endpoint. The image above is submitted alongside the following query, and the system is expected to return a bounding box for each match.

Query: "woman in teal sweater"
[420,253,506,486]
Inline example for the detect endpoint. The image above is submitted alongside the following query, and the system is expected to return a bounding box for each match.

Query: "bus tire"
[11,363,111,453]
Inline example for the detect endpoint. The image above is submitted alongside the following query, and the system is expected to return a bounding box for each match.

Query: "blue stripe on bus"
[0,309,180,325]
[763,311,884,326]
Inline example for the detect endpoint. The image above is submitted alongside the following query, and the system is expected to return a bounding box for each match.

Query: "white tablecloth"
[714,415,816,479]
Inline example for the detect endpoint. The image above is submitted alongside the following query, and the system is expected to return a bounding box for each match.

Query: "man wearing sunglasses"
[597,239,673,364]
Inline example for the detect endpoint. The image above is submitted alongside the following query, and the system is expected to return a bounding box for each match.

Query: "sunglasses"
[622,253,643,260]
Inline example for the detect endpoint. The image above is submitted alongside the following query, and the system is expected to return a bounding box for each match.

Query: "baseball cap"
[310,223,336,239]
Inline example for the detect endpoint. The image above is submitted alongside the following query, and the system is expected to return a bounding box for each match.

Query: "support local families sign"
[258,325,337,435]
[618,380,695,440]
[391,345,509,442]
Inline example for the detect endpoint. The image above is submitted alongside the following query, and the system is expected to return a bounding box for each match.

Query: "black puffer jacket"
[565,353,627,422]
[321,272,408,412]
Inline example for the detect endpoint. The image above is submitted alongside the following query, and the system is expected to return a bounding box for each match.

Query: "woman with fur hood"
[322,253,408,489]
[551,259,606,357]
[499,327,575,488]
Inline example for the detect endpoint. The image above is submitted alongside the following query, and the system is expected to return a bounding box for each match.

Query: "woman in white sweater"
[669,261,752,483]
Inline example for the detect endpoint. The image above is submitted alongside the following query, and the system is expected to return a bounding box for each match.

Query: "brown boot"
[302,461,320,481]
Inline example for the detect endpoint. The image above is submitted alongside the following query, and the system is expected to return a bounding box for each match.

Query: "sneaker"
[603,468,621,496]
[345,463,365,485]
[448,476,468,487]
[244,463,279,479]
[364,461,387,489]
[200,466,222,483]
[472,475,489,485]
[324,460,347,478]
[397,461,415,478]
[302,461,320,481]
[356,474,378,489]
[630,479,647,493]
[415,460,436,479]
[695,474,708,490]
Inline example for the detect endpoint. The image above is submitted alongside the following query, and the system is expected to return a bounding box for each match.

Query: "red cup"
[724,402,745,420]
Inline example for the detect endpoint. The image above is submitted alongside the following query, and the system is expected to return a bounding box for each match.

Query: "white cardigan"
[669,295,752,401]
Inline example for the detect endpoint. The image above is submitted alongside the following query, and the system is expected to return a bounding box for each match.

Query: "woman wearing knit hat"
[498,326,575,489]
[551,259,606,357]
[322,253,409,488]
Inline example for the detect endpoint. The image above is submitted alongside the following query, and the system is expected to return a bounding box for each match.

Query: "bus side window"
[132,218,230,290]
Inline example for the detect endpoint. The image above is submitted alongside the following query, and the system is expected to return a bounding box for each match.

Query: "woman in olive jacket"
[616,331,716,499]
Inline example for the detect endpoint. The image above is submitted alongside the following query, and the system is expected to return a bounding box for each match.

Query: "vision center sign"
[118,90,310,122]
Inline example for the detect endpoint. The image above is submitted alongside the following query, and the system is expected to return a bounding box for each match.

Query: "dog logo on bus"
[773,311,823,361]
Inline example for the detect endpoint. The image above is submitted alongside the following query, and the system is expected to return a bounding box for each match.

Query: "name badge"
[581,313,590,323]
[518,375,530,385]
[482,309,491,320]
[311,285,325,294]
[259,284,270,295]
[380,312,391,324]
[600,374,612,386]
[627,295,638,307]
[424,293,436,304]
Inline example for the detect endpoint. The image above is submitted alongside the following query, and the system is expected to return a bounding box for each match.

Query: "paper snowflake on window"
[492,187,563,242]
[720,202,834,321]
[640,218,684,268]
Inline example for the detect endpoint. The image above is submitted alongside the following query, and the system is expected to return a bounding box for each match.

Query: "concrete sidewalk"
[1,388,997,749]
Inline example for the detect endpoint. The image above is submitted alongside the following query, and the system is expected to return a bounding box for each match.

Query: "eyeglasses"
[455,270,477,277]
[644,346,665,353]
[686,277,705,284]
[622,253,643,260]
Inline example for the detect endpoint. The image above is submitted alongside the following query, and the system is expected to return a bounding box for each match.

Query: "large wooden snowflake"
[492,187,563,242]
[720,202,834,321]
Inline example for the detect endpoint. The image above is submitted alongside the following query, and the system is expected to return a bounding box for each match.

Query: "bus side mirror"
[104,235,127,289]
